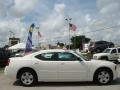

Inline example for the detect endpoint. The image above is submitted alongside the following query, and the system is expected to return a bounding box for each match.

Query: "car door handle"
[34,62,39,65]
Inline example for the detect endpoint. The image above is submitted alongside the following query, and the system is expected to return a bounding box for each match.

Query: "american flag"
[25,24,35,55]
[69,23,77,32]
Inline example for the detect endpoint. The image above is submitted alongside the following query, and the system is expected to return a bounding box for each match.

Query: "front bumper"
[112,65,120,80]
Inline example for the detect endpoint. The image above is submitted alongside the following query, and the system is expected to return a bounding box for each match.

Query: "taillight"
[6,59,10,66]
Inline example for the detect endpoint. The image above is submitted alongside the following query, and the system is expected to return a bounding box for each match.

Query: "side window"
[58,52,77,61]
[118,48,120,53]
[111,49,117,54]
[35,52,58,61]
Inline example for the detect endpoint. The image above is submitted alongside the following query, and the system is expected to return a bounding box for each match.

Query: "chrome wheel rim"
[21,72,34,85]
[98,71,110,84]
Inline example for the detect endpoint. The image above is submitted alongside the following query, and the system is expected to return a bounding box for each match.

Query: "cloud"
[0,0,13,18]
[10,0,39,17]
[0,19,26,46]
[36,3,68,44]
[85,14,91,23]
[54,3,65,13]
[83,0,120,42]
[0,0,120,47]
[0,0,40,46]
[97,0,120,18]
[0,0,6,17]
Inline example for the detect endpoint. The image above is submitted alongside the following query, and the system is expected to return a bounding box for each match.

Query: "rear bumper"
[4,66,17,79]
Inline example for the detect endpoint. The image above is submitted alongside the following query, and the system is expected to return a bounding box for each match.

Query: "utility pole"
[65,17,72,49]
[36,27,40,49]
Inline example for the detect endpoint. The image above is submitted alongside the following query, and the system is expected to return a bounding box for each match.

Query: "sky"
[0,0,120,47]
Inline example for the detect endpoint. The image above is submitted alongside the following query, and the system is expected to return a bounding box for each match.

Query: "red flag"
[38,31,42,37]
[69,23,77,31]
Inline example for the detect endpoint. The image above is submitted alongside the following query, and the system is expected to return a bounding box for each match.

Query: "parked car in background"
[5,49,118,86]
[88,40,114,53]
[83,43,89,52]
[93,47,120,63]
[0,49,11,67]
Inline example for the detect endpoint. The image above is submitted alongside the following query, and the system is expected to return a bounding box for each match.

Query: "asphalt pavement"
[0,65,120,90]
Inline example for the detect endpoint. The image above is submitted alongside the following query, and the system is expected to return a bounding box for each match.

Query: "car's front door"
[110,49,118,60]
[35,52,58,81]
[57,52,88,81]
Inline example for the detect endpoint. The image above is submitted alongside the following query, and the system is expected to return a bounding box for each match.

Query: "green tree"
[70,35,91,49]
[57,42,64,48]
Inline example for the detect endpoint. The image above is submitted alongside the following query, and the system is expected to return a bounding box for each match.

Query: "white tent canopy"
[8,43,36,50]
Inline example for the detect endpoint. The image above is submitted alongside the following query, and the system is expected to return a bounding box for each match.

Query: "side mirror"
[77,57,82,61]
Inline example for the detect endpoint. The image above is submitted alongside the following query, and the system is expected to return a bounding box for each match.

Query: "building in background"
[9,37,20,46]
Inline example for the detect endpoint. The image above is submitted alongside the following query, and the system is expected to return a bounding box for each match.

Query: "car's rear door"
[35,52,58,81]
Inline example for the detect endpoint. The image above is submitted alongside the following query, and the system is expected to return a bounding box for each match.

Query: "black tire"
[94,68,113,85]
[18,69,37,86]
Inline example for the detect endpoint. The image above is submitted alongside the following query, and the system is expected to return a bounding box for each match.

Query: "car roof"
[24,49,73,57]
[38,49,69,53]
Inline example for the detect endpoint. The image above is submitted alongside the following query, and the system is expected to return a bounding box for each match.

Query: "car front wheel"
[19,70,37,86]
[94,69,113,85]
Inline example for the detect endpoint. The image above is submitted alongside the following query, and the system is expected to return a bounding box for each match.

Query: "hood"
[93,53,109,57]
[90,59,115,65]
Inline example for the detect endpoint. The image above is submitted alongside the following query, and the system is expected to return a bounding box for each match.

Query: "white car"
[93,48,120,62]
[4,49,118,86]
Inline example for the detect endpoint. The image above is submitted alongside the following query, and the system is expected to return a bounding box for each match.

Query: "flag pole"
[69,23,70,49]
[74,31,76,49]
[36,27,40,50]
[65,17,72,50]
[38,31,40,50]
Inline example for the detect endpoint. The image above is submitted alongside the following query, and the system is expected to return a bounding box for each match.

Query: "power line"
[82,24,120,34]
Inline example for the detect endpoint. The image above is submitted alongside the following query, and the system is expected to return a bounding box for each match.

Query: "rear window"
[35,52,58,61]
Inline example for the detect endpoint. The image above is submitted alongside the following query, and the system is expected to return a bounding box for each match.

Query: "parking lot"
[0,65,120,90]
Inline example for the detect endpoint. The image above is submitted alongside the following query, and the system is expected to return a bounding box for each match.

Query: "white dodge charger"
[4,49,118,86]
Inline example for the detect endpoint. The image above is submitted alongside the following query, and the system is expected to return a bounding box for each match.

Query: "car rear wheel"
[94,69,113,85]
[19,70,37,86]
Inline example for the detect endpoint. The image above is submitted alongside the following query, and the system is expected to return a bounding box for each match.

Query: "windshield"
[103,49,111,53]
[73,50,89,61]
